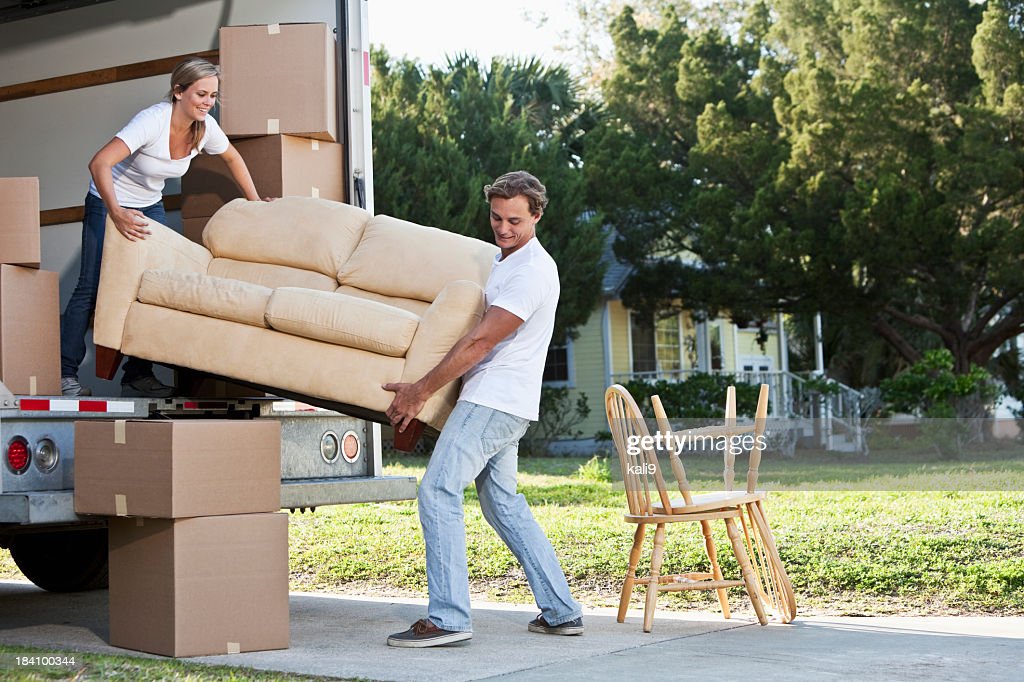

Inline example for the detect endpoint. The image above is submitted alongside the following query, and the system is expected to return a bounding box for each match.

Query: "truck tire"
[10,528,108,592]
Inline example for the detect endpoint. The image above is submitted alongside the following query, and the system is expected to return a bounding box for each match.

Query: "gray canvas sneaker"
[60,377,91,397]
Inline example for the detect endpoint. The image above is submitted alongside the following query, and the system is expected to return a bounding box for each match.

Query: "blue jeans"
[60,193,164,383]
[419,400,582,632]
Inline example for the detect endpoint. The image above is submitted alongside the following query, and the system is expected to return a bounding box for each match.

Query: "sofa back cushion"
[265,288,420,358]
[204,196,371,278]
[336,215,498,302]
[209,259,338,292]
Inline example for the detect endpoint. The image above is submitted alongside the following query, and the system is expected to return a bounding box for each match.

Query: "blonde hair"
[167,57,220,153]
[483,171,549,215]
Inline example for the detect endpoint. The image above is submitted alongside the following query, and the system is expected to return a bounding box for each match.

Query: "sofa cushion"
[137,270,272,328]
[204,196,371,278]
[336,215,498,302]
[335,285,431,317]
[264,288,420,357]
[209,258,338,292]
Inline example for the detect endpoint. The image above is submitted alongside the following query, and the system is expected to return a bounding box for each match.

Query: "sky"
[367,0,583,70]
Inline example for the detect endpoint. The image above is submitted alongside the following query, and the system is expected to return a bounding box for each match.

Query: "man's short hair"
[483,171,549,215]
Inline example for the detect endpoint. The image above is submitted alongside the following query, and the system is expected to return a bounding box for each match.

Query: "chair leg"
[94,346,122,380]
[643,523,667,633]
[699,519,731,619]
[392,419,426,452]
[725,516,768,625]
[618,524,646,623]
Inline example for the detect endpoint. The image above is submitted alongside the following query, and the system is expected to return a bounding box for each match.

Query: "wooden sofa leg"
[94,346,123,380]
[393,420,426,452]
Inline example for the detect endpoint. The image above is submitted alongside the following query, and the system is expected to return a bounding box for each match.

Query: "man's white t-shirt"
[88,101,229,207]
[460,237,559,421]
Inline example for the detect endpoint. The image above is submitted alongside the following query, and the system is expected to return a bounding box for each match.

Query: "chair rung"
[656,572,713,583]
[657,579,745,592]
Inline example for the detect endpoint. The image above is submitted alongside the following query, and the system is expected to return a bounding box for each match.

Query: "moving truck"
[0,0,417,592]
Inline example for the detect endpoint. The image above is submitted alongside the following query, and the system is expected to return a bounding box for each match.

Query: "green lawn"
[2,450,1023,617]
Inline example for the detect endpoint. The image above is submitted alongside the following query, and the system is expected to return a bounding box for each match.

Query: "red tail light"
[7,437,30,473]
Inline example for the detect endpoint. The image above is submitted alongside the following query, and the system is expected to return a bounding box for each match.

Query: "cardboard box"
[181,135,345,219]
[0,264,60,395]
[219,23,337,141]
[0,177,40,268]
[108,513,289,657]
[74,419,281,518]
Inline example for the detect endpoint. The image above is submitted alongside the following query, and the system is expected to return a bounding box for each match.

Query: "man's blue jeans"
[418,400,582,632]
[60,193,164,382]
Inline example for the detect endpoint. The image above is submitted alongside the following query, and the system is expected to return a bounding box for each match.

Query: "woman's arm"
[88,137,151,241]
[218,143,266,201]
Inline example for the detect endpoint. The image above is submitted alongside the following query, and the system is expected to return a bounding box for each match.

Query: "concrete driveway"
[1,579,1022,680]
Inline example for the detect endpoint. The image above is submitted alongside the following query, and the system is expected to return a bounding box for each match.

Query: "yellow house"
[544,235,788,440]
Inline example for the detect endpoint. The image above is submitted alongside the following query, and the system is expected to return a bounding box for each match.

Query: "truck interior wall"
[0,0,338,396]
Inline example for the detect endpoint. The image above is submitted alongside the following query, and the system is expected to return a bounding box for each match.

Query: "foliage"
[575,454,613,482]
[370,50,607,340]
[521,386,592,455]
[881,349,1001,458]
[622,373,762,418]
[585,0,1024,374]
[881,349,999,418]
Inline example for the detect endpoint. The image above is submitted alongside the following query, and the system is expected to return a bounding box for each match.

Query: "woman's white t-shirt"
[88,101,229,207]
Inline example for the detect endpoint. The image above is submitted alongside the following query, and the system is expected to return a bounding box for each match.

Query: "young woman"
[60,57,265,397]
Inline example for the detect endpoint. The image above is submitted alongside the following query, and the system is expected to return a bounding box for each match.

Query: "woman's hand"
[112,207,151,241]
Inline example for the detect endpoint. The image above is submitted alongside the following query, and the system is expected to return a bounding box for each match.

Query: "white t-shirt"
[460,237,560,421]
[88,101,229,207]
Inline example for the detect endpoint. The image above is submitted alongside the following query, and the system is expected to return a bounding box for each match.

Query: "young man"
[383,171,583,648]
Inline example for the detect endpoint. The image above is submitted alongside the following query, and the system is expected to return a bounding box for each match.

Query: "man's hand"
[112,208,150,241]
[383,381,429,434]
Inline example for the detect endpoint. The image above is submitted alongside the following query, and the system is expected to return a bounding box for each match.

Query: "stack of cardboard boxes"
[0,177,60,397]
[74,419,289,657]
[180,22,345,243]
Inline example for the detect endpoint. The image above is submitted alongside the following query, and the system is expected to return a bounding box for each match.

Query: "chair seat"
[652,490,765,515]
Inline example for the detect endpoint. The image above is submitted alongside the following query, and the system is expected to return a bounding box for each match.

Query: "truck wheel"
[10,528,108,592]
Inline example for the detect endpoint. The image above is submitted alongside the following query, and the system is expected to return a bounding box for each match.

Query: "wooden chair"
[649,384,796,625]
[605,384,772,632]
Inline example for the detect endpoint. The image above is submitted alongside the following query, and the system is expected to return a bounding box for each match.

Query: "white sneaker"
[60,377,91,397]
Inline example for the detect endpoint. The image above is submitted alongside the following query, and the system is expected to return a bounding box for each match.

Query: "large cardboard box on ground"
[0,177,40,268]
[0,264,60,395]
[74,419,281,517]
[219,23,337,141]
[181,134,345,224]
[108,513,289,657]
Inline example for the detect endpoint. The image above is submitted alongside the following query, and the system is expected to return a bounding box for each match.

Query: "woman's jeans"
[59,193,164,383]
[418,400,582,632]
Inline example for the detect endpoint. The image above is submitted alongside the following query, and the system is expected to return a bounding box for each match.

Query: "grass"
[0,644,343,681]
[3,449,1023,619]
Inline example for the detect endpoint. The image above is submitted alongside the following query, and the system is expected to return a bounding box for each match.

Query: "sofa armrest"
[401,280,485,424]
[94,216,213,350]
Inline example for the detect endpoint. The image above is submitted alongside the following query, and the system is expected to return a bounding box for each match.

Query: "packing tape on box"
[311,187,319,198]
[267,118,280,135]
[115,494,127,516]
[311,140,319,151]
[29,376,36,396]
[267,23,280,35]
[227,642,241,655]
[114,420,126,444]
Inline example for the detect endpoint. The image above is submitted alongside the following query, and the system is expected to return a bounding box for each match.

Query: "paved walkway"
[1,580,1022,680]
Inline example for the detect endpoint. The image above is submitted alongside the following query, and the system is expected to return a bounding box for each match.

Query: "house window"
[543,341,572,385]
[709,324,723,370]
[631,311,681,376]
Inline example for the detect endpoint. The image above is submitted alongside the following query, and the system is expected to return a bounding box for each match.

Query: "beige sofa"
[94,196,498,448]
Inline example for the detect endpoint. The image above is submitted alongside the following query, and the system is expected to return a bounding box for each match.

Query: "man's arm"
[383,305,523,433]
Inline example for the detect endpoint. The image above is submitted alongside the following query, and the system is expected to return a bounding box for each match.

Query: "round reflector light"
[341,430,361,463]
[320,431,340,464]
[35,437,59,472]
[7,437,30,474]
